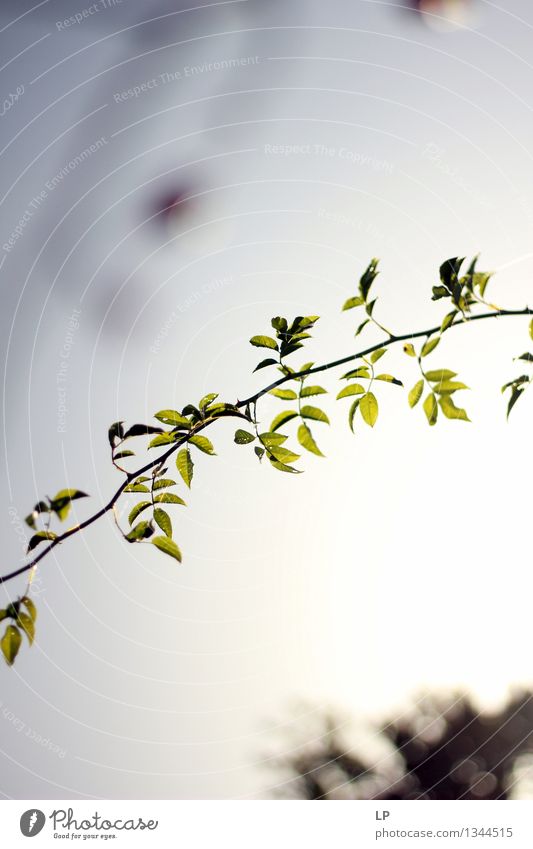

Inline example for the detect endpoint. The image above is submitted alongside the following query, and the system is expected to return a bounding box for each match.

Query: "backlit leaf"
[421,336,440,357]
[342,295,364,311]
[300,405,330,424]
[153,508,172,538]
[1,625,22,665]
[153,479,177,490]
[17,612,34,645]
[359,392,378,427]
[21,597,37,623]
[375,374,403,386]
[438,395,470,421]
[300,385,327,397]
[154,410,190,427]
[128,501,151,525]
[189,435,216,455]
[424,369,457,382]
[270,410,298,432]
[297,423,324,457]
[154,493,186,506]
[348,399,360,432]
[408,379,424,408]
[27,531,57,553]
[199,393,218,410]
[152,536,182,562]
[250,335,278,350]
[423,392,438,426]
[234,429,255,444]
[337,384,365,400]
[254,358,278,372]
[269,388,298,400]
[176,448,194,487]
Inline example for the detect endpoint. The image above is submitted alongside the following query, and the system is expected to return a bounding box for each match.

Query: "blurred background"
[1,0,533,799]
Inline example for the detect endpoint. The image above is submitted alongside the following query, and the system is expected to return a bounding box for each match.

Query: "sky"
[1,0,533,799]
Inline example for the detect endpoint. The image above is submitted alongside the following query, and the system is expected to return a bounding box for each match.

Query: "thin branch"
[1,306,531,588]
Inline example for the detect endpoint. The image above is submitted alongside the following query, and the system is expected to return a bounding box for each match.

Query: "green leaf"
[152,535,182,562]
[408,380,424,408]
[17,612,35,645]
[255,446,265,461]
[234,429,255,445]
[154,410,190,427]
[472,271,491,298]
[271,316,288,332]
[148,433,176,448]
[358,258,379,300]
[1,625,22,665]
[268,458,301,474]
[403,343,416,357]
[432,285,450,301]
[507,386,524,418]
[50,489,89,521]
[341,366,370,380]
[108,420,125,447]
[529,319,533,341]
[254,358,278,372]
[258,431,288,446]
[348,399,360,432]
[300,385,326,397]
[267,445,301,464]
[297,422,323,457]
[27,531,57,553]
[440,256,464,289]
[423,393,438,426]
[250,335,278,350]
[153,508,172,537]
[124,424,164,439]
[441,310,458,332]
[154,493,186,506]
[370,348,386,364]
[517,352,533,363]
[21,597,37,623]
[126,521,153,542]
[153,478,177,490]
[270,410,298,432]
[124,483,150,493]
[176,448,194,488]
[0,610,7,623]
[300,405,330,424]
[199,393,218,410]
[113,450,135,460]
[359,392,378,427]
[342,295,364,311]
[375,374,403,386]
[128,501,151,525]
[189,435,215,455]
[269,388,298,400]
[433,380,469,395]
[424,369,457,382]
[337,384,365,400]
[355,319,369,337]
[421,336,440,357]
[438,395,470,421]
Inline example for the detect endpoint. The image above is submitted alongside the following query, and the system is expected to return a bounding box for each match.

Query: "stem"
[1,307,531,587]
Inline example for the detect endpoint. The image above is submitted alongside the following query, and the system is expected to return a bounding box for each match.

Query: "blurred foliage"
[277,691,533,799]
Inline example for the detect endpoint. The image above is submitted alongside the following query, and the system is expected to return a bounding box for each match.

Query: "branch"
[1,306,530,588]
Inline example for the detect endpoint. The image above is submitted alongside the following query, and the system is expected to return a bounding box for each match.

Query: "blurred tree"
[277,692,533,799]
